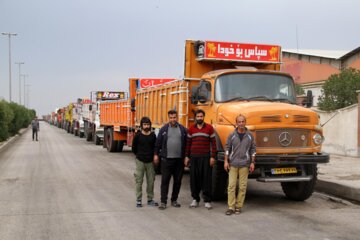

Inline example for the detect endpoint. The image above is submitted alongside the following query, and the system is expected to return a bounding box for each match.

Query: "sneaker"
[205,202,212,210]
[147,200,159,206]
[189,199,199,208]
[171,201,181,208]
[136,200,142,208]
[158,203,167,210]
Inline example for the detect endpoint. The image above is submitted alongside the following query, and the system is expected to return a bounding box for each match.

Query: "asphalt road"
[0,122,359,240]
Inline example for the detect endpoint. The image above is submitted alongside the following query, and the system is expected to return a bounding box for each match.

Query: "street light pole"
[22,74,28,107]
[1,32,18,102]
[15,62,24,104]
[25,84,31,108]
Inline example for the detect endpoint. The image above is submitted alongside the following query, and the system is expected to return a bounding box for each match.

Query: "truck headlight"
[313,133,323,145]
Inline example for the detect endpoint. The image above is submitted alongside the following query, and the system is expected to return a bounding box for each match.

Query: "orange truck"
[101,40,329,201]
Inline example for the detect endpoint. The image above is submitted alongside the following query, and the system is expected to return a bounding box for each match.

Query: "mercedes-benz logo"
[279,131,292,147]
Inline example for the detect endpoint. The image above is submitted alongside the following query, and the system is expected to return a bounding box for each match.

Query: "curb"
[0,127,30,154]
[315,179,360,203]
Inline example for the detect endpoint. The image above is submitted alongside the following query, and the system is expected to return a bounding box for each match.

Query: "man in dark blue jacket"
[154,110,187,210]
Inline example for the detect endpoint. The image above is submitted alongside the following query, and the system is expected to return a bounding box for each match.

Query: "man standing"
[132,117,158,208]
[31,117,40,141]
[154,110,187,210]
[185,109,216,210]
[224,114,256,215]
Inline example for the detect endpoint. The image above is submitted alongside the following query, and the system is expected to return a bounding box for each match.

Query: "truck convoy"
[98,39,329,201]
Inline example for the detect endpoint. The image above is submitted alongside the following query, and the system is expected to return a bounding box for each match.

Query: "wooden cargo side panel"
[135,80,190,129]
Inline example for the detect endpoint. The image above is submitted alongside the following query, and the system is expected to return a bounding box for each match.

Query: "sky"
[0,0,359,116]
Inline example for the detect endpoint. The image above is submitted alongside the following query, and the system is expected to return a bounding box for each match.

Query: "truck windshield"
[215,73,296,103]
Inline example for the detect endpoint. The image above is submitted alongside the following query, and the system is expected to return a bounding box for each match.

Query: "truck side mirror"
[306,90,313,108]
[89,105,92,111]
[131,98,136,112]
[191,86,199,104]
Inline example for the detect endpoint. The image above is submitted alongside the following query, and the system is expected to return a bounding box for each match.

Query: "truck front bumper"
[217,152,329,183]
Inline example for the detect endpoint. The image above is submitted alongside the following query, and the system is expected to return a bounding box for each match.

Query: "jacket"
[154,123,187,159]
[225,128,256,167]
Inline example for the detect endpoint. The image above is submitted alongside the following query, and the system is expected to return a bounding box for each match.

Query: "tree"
[295,84,305,96]
[318,68,360,111]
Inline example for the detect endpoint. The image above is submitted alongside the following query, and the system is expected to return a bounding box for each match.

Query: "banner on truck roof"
[198,41,281,63]
[138,78,176,89]
[96,91,126,100]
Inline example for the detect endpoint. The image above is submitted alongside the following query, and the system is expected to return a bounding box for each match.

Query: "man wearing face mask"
[132,117,158,208]
[185,109,217,210]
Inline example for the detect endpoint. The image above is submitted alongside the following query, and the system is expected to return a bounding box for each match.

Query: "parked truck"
[83,91,125,145]
[101,40,330,201]
[72,99,86,138]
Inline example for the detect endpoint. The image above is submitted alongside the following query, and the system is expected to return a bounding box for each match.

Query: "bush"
[318,68,360,111]
[0,100,36,142]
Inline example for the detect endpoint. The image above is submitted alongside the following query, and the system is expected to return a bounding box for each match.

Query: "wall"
[314,104,358,157]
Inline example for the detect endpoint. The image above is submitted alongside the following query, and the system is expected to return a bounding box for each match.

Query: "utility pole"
[1,32,18,102]
[15,62,24,104]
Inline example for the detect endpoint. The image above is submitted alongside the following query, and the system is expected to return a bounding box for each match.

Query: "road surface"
[0,122,359,240]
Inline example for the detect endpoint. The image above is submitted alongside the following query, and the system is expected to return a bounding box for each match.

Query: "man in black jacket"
[132,117,158,208]
[154,110,187,210]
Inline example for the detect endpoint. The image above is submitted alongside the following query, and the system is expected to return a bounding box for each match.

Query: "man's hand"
[153,155,159,166]
[184,157,190,167]
[210,157,215,167]
[249,162,255,173]
[224,161,230,172]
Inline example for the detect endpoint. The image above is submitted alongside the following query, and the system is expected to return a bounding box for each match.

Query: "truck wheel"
[106,128,117,152]
[86,131,92,141]
[74,129,79,136]
[79,131,84,138]
[116,141,124,152]
[95,135,101,145]
[281,164,317,201]
[103,128,107,148]
[211,159,228,201]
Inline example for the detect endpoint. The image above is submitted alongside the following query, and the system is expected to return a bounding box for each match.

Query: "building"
[281,47,360,106]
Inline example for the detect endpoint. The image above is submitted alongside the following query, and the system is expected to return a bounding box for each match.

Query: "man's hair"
[140,116,152,129]
[235,114,246,123]
[194,109,205,117]
[168,109,177,115]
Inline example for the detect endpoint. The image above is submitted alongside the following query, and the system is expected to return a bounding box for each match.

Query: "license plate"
[271,167,297,175]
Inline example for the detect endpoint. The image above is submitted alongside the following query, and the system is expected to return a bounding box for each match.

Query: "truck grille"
[256,129,310,148]
[261,115,281,122]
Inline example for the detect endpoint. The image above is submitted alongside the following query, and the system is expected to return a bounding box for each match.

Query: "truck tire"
[281,164,317,201]
[211,159,228,201]
[79,131,84,138]
[86,131,92,141]
[103,128,107,148]
[95,135,101,145]
[116,141,124,152]
[106,128,117,152]
[74,129,79,137]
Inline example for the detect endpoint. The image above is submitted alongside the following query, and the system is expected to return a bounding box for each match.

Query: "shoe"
[189,199,199,208]
[158,203,166,210]
[225,209,234,215]
[205,202,212,210]
[147,200,159,206]
[136,200,142,208]
[235,208,241,214]
[171,201,181,208]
